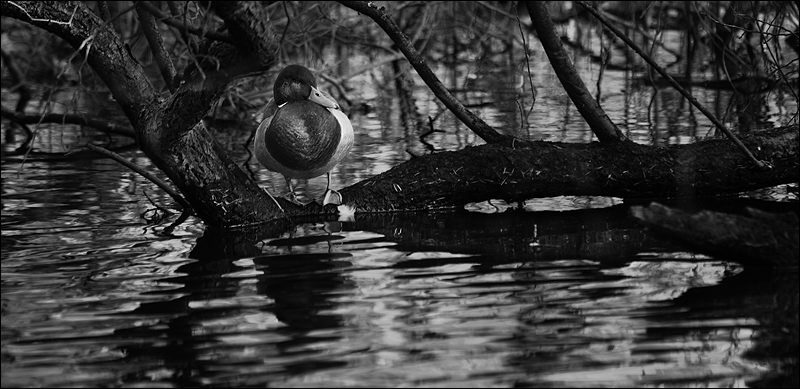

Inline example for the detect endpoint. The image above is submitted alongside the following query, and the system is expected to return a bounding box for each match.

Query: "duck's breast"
[265,100,341,175]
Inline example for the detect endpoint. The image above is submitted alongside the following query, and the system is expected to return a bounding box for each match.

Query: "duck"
[254,65,354,208]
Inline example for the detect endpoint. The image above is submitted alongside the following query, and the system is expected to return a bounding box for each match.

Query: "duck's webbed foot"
[284,177,304,205]
[323,189,343,206]
[287,191,303,205]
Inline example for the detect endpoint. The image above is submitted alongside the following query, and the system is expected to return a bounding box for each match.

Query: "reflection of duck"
[254,65,354,206]
[255,252,353,331]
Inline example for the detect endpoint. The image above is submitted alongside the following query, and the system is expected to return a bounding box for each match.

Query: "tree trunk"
[1,1,284,227]
[336,125,798,212]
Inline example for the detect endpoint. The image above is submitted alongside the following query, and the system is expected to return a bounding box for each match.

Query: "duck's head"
[273,64,339,109]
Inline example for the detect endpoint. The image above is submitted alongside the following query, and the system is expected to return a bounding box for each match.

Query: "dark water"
[2,23,798,388]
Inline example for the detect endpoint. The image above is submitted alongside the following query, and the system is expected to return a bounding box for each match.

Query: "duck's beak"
[308,86,340,110]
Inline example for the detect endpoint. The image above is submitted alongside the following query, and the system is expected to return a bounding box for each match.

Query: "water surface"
[2,18,798,388]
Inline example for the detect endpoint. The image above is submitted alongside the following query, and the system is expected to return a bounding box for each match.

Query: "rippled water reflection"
[3,18,798,388]
[3,159,797,387]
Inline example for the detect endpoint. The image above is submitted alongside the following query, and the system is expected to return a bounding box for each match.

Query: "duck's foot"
[323,189,343,206]
[287,191,304,205]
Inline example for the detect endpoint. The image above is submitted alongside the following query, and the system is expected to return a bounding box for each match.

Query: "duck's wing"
[254,98,278,123]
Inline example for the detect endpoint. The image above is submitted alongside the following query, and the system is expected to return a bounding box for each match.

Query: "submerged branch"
[631,202,798,269]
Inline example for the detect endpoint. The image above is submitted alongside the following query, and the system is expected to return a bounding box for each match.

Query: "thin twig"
[602,11,683,60]
[514,1,536,132]
[318,73,352,106]
[752,4,798,102]
[1,107,135,138]
[7,1,76,25]
[338,1,506,144]
[420,116,445,153]
[166,1,192,50]
[577,1,771,170]
[136,1,232,43]
[161,209,194,235]
[83,143,192,210]
[142,188,174,220]
[0,49,32,113]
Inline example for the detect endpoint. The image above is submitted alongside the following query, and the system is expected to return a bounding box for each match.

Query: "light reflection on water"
[2,22,798,389]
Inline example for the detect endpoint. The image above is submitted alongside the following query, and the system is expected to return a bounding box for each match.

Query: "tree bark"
[337,125,798,212]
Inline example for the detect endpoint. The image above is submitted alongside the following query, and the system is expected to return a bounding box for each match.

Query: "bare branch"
[577,1,770,170]
[338,1,507,144]
[83,143,192,210]
[526,1,625,143]
[165,1,193,50]
[1,107,136,138]
[0,49,32,113]
[136,0,233,43]
[135,1,178,92]
[207,2,279,65]
[5,0,76,25]
[0,1,158,127]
